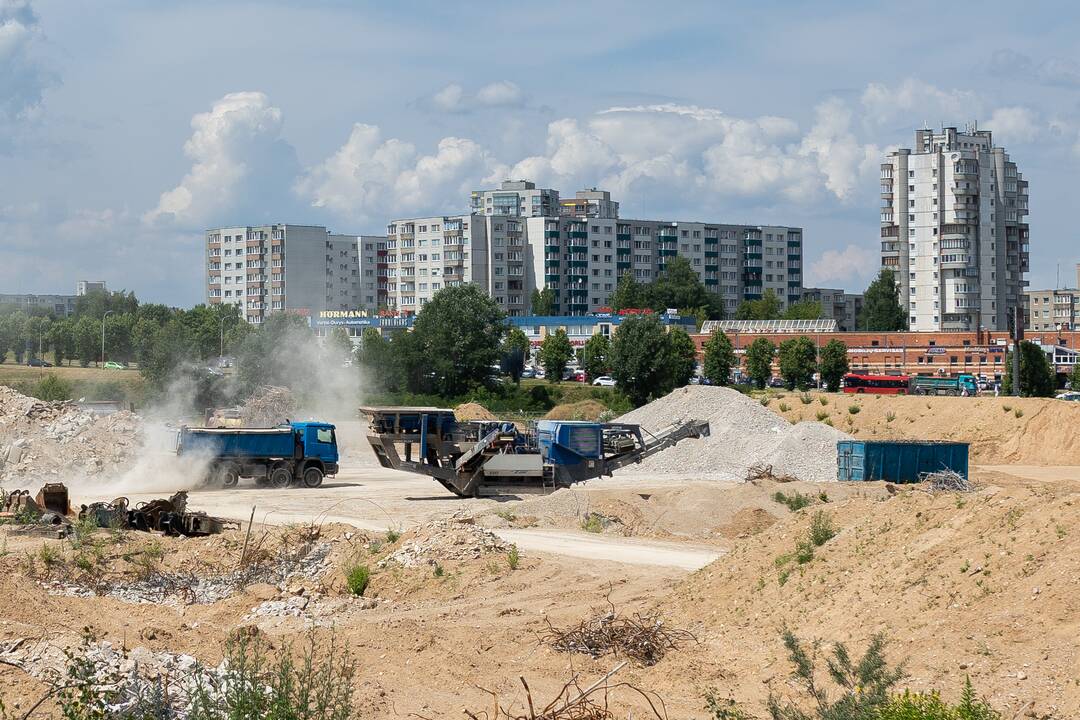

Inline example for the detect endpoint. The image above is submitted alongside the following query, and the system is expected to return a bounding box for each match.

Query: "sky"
[3,0,1080,306]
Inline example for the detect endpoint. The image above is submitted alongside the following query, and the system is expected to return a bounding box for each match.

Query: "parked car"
[103,361,126,370]
[26,358,52,367]
[768,376,785,388]
[535,368,546,379]
[520,367,535,379]
[1055,391,1080,402]
[592,375,616,387]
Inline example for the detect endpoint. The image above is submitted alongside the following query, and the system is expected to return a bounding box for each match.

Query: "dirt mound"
[0,385,141,485]
[769,393,1080,465]
[666,474,1080,717]
[616,386,850,481]
[454,402,496,421]
[544,399,608,421]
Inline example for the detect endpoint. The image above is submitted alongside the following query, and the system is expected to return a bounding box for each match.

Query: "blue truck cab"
[177,421,339,489]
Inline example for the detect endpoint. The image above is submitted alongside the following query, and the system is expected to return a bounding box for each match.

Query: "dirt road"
[122,464,723,570]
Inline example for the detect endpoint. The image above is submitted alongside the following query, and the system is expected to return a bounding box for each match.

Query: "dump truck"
[909,373,978,396]
[176,422,339,488]
[360,406,709,497]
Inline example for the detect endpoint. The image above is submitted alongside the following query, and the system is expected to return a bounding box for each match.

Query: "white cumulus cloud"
[807,244,878,288]
[144,91,300,226]
[429,80,524,112]
[0,0,55,125]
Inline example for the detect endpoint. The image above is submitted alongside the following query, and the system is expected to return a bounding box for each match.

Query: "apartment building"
[1026,289,1080,331]
[76,281,107,296]
[470,180,559,217]
[801,288,864,331]
[558,189,620,219]
[206,224,383,324]
[526,216,803,315]
[880,125,1029,332]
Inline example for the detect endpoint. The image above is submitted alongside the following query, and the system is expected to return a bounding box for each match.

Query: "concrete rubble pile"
[0,386,141,484]
[47,542,333,606]
[617,385,851,482]
[240,385,296,427]
[378,517,509,569]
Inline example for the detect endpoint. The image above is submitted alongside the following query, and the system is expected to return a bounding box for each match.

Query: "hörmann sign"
[311,309,375,328]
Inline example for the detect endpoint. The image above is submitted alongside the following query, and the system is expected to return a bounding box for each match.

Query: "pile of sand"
[454,403,497,421]
[544,400,608,421]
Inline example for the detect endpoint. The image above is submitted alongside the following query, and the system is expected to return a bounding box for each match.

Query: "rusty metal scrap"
[78,490,237,537]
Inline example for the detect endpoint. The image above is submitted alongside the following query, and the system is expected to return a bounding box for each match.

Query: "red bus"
[842,373,910,395]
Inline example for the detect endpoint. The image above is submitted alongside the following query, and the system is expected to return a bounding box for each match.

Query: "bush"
[773,491,812,512]
[808,510,835,546]
[800,392,813,405]
[794,540,814,564]
[507,545,520,570]
[848,404,861,414]
[385,528,401,543]
[33,374,74,401]
[1014,408,1024,419]
[345,564,370,596]
[815,410,829,422]
[581,513,605,533]
[819,396,829,406]
[778,402,790,412]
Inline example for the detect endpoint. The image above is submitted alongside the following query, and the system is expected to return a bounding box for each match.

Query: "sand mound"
[666,476,1080,717]
[616,386,849,481]
[454,403,496,421]
[544,400,608,421]
[768,393,1080,465]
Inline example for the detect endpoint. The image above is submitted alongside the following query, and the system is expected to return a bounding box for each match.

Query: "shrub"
[1014,408,1024,418]
[507,545,520,570]
[760,396,771,406]
[778,402,790,412]
[885,411,896,423]
[773,491,812,512]
[704,689,756,720]
[819,396,829,406]
[848,404,861,415]
[581,513,604,533]
[794,540,815,564]
[33,374,74,402]
[808,510,835,546]
[345,564,370,596]
[1002,404,1011,412]
[800,392,813,405]
[433,563,445,577]
[815,410,829,421]
[385,528,401,543]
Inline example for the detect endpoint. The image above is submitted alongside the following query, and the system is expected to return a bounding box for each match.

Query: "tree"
[327,327,355,365]
[581,333,610,380]
[818,339,849,392]
[744,337,776,389]
[356,327,404,393]
[860,268,907,331]
[237,312,318,396]
[650,256,724,319]
[501,326,531,384]
[73,315,100,367]
[666,327,698,389]
[1070,361,1080,391]
[74,289,138,319]
[538,328,574,384]
[610,272,646,312]
[1003,340,1056,397]
[735,289,781,321]
[402,284,506,396]
[530,287,556,316]
[702,329,735,386]
[777,336,817,390]
[609,315,672,406]
[50,318,74,366]
[782,300,822,320]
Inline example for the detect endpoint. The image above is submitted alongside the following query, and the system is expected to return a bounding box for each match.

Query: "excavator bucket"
[35,483,71,517]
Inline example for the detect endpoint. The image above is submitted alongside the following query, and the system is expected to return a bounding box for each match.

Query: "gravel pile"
[0,385,141,484]
[378,518,509,568]
[616,386,850,482]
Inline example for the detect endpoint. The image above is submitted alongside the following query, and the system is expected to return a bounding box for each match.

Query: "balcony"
[880,225,899,238]
[952,184,978,196]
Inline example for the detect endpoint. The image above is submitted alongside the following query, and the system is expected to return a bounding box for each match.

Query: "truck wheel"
[302,466,324,488]
[215,464,240,488]
[269,465,293,489]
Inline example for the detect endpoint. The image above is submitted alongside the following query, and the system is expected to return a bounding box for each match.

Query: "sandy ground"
[5,396,1080,717]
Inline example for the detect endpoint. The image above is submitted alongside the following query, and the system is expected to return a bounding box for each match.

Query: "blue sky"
[3,0,1079,305]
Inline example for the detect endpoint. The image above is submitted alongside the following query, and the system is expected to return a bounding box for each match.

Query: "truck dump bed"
[179,427,295,459]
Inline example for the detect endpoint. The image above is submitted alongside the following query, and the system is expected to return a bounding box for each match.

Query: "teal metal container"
[837,440,969,483]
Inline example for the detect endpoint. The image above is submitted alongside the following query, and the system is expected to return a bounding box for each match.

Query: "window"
[316,428,334,444]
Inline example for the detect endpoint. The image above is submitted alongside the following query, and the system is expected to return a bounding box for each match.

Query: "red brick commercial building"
[692,328,1080,378]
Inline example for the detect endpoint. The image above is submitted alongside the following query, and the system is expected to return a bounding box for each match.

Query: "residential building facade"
[558,188,620,219]
[801,288,864,331]
[527,216,802,316]
[470,180,559,218]
[1026,289,1080,332]
[76,281,107,296]
[205,224,383,324]
[880,125,1029,332]
[0,293,78,317]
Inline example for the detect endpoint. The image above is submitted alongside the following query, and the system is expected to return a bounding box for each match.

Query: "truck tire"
[269,465,293,489]
[215,463,240,488]
[302,465,324,488]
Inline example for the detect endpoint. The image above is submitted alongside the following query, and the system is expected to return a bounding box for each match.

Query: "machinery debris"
[79,490,239,537]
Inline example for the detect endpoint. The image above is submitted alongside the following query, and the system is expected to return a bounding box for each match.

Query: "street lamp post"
[219,315,227,361]
[101,310,114,368]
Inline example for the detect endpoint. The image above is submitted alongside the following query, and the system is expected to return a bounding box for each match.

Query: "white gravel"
[616,386,850,482]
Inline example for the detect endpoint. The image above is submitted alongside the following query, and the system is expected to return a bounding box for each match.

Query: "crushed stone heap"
[378,518,510,568]
[0,385,141,484]
[616,386,850,482]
